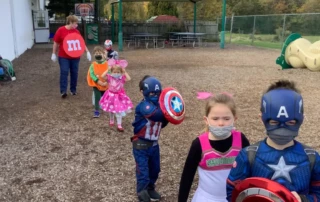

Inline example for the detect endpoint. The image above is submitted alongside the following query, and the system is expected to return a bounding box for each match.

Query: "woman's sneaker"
[148,189,161,201]
[61,93,67,98]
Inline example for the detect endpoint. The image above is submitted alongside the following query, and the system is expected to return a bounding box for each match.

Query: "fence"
[49,20,219,44]
[217,13,320,49]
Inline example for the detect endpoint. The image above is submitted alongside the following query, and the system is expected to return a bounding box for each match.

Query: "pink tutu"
[99,74,133,114]
[99,90,133,114]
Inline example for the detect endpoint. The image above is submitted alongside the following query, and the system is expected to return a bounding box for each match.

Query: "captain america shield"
[159,87,185,125]
[231,177,298,202]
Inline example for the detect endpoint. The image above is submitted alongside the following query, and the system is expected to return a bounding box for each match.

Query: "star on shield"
[267,156,297,183]
[171,96,183,113]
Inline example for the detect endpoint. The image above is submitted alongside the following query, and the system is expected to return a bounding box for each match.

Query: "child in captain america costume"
[131,75,169,202]
[226,80,320,202]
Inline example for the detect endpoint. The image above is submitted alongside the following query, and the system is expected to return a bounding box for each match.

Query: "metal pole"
[193,2,197,33]
[118,0,123,51]
[95,0,98,21]
[97,0,100,43]
[111,3,115,43]
[229,13,234,43]
[282,15,287,46]
[251,16,256,46]
[220,0,226,49]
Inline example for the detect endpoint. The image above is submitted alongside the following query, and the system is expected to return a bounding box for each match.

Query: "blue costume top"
[132,99,168,141]
[132,76,169,141]
[227,139,320,201]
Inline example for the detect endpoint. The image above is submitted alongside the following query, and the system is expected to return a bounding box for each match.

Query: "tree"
[232,0,264,15]
[177,2,193,20]
[106,2,146,21]
[298,0,320,13]
[147,1,178,18]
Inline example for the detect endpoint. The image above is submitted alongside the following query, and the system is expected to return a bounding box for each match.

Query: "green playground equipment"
[276,33,302,70]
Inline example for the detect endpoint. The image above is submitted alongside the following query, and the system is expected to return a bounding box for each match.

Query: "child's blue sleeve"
[226,149,251,201]
[140,101,167,123]
[300,152,320,201]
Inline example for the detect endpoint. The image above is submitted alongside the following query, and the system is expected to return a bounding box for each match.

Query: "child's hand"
[98,80,107,86]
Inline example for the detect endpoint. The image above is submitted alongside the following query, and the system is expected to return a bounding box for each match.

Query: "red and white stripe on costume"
[135,120,162,141]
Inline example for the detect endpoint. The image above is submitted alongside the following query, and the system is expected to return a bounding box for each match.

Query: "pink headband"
[108,58,128,68]
[196,92,233,100]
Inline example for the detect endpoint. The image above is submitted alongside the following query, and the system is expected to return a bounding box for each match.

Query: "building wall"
[0,0,16,60]
[12,0,34,57]
[0,0,34,61]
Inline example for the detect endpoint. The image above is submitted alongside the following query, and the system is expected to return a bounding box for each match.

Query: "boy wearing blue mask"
[227,80,320,202]
[131,75,169,202]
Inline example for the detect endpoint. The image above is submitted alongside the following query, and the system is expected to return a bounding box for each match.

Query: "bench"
[169,38,180,47]
[182,36,198,47]
[123,37,135,48]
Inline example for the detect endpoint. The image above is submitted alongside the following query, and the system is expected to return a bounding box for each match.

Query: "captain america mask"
[142,77,162,105]
[261,89,304,143]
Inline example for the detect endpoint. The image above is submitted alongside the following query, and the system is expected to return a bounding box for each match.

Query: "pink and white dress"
[192,130,242,202]
[99,74,133,114]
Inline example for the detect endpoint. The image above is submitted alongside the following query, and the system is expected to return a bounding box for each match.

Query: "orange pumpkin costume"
[87,61,109,91]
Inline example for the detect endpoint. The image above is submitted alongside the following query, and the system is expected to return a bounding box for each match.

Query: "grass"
[223,32,320,49]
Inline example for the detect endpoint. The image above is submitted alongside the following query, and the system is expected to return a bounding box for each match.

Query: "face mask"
[207,120,234,139]
[267,128,298,145]
[95,55,103,61]
[111,73,121,79]
[144,94,160,105]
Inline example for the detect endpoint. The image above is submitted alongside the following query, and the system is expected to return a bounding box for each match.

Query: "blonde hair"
[203,93,237,132]
[66,15,78,25]
[93,46,105,54]
[110,65,124,74]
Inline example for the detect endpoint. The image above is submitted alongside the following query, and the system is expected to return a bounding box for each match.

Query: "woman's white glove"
[51,53,57,62]
[87,51,91,61]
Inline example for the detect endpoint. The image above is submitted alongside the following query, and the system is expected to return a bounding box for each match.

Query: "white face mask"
[111,73,121,79]
[207,118,234,139]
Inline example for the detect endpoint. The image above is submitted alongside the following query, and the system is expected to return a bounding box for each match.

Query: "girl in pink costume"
[99,59,133,132]
[178,92,250,202]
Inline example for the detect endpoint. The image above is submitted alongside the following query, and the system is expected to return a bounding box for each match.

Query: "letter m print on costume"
[67,40,81,51]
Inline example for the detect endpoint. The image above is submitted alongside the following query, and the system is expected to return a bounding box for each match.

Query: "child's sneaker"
[148,189,161,201]
[109,120,114,127]
[117,125,124,132]
[93,111,100,118]
[138,190,151,202]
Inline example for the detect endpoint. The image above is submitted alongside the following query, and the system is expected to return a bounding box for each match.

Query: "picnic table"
[128,33,163,49]
[170,32,206,47]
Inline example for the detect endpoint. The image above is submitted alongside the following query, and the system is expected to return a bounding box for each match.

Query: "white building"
[0,0,49,61]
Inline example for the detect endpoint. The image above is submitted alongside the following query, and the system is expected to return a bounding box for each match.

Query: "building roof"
[147,15,180,23]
